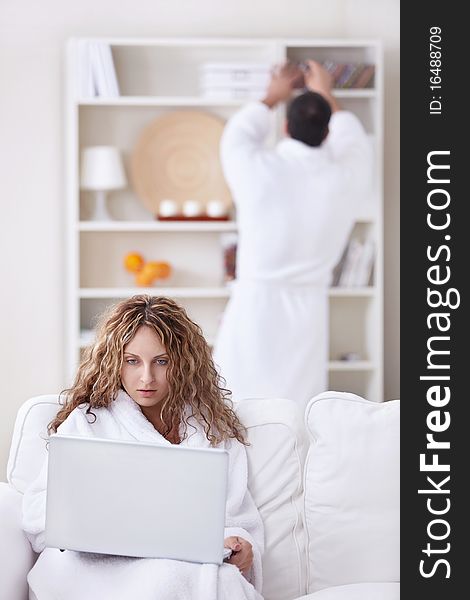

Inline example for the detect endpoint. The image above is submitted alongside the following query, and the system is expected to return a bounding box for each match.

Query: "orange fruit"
[135,268,156,287]
[143,261,172,280]
[124,252,145,273]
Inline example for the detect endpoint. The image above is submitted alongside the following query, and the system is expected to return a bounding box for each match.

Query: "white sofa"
[0,391,400,600]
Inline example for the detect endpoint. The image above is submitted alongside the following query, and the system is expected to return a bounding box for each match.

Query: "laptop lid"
[45,434,229,564]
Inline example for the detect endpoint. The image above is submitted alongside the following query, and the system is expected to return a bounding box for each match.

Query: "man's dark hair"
[286,91,332,147]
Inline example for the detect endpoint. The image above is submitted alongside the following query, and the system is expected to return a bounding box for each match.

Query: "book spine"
[335,63,357,88]
[352,64,375,89]
[99,43,120,97]
[354,239,375,286]
[342,63,366,89]
[78,40,95,97]
[338,239,362,287]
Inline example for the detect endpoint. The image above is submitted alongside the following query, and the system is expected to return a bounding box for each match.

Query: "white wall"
[0,0,400,477]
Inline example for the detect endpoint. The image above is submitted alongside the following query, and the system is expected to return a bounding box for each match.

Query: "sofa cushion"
[296,581,400,600]
[303,392,399,592]
[7,395,60,494]
[236,398,308,600]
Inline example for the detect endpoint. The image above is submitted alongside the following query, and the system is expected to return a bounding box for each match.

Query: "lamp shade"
[80,146,127,191]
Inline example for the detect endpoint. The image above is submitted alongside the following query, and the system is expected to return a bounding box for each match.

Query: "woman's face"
[120,326,170,415]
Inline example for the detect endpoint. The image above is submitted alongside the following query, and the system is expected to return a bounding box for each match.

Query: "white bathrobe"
[22,391,264,600]
[213,102,371,410]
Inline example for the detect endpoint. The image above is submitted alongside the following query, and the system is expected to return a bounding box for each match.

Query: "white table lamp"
[80,146,127,221]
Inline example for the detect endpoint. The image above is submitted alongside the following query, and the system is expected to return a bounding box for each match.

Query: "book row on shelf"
[78,40,120,97]
[76,41,376,99]
[322,61,375,88]
[332,237,375,288]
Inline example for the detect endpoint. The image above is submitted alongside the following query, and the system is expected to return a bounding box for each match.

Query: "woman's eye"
[156,358,168,366]
[126,359,138,365]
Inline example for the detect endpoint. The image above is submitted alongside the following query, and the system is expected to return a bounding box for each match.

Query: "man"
[213,60,371,410]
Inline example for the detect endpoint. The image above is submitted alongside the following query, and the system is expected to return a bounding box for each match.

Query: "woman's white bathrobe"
[213,102,372,410]
[22,391,264,600]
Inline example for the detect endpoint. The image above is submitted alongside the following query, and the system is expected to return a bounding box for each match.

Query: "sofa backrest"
[303,391,400,593]
[236,398,308,600]
[7,395,59,494]
[7,395,308,600]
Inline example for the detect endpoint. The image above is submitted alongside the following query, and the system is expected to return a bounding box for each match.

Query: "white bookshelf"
[66,37,383,401]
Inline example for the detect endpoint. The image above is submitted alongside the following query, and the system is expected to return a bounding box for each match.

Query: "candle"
[158,199,178,217]
[206,200,227,218]
[182,199,203,217]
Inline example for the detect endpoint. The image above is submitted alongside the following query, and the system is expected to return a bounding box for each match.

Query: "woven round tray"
[130,111,232,215]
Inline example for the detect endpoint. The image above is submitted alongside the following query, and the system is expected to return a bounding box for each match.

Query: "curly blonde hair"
[49,295,246,446]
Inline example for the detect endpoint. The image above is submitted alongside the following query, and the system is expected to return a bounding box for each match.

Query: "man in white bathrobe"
[213,60,372,410]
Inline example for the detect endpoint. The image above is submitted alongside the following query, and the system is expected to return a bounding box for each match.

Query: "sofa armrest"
[0,482,36,600]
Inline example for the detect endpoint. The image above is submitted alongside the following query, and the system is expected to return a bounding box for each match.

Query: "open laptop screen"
[45,435,229,564]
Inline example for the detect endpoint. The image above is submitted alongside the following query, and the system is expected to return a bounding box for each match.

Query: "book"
[335,63,358,88]
[200,87,266,100]
[338,238,363,287]
[353,239,375,286]
[199,61,271,74]
[78,40,95,97]
[334,238,375,287]
[200,71,270,88]
[199,61,271,100]
[332,241,350,286]
[97,43,120,97]
[322,60,347,85]
[89,42,120,97]
[352,64,375,88]
[341,63,367,88]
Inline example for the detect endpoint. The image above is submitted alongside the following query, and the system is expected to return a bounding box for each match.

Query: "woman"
[22,295,264,600]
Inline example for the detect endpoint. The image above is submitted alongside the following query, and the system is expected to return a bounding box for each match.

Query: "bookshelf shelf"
[66,37,383,401]
[329,287,376,297]
[77,90,375,106]
[331,89,376,98]
[79,287,231,299]
[328,361,374,371]
[78,221,237,232]
[78,96,248,107]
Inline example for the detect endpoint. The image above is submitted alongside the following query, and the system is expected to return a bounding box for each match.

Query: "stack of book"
[332,238,375,287]
[321,61,375,89]
[78,40,120,98]
[199,62,271,100]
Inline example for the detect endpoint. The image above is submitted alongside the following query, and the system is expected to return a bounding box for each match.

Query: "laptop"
[45,434,231,564]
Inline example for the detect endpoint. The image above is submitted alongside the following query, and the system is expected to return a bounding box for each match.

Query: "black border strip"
[401,3,466,595]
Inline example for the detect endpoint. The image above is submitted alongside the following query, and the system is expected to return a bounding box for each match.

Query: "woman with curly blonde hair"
[22,295,264,600]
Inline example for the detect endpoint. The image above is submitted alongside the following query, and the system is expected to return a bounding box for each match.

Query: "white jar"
[206,199,227,218]
[182,199,203,217]
[158,198,178,217]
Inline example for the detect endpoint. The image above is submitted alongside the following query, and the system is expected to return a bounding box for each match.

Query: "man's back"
[221,102,371,286]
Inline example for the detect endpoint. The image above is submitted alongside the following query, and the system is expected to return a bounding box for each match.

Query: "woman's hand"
[224,536,253,575]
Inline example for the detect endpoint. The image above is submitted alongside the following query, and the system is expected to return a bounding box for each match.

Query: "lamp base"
[91,190,112,221]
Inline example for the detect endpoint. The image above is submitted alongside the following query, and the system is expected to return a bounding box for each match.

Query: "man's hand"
[304,60,339,112]
[262,61,304,109]
[224,536,253,575]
